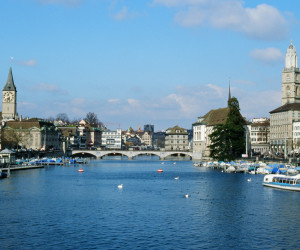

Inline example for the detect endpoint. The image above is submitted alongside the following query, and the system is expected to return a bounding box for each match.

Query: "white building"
[247,118,270,155]
[270,42,300,155]
[192,117,206,157]
[102,128,122,149]
[293,121,300,152]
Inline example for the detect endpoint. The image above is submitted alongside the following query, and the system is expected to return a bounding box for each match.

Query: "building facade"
[193,107,231,157]
[164,125,189,151]
[101,128,122,149]
[247,118,270,155]
[2,119,61,150]
[270,42,300,155]
[293,121,300,152]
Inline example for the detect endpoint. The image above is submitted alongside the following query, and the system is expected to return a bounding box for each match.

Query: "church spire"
[228,79,231,106]
[3,67,17,91]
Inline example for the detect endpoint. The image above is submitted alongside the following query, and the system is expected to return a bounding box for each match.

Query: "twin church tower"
[2,67,18,121]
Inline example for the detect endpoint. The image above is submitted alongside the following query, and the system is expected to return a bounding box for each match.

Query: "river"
[1,158,300,249]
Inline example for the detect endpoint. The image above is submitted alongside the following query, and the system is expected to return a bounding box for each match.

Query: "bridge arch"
[100,151,130,159]
[132,152,161,159]
[163,152,193,160]
[71,151,97,158]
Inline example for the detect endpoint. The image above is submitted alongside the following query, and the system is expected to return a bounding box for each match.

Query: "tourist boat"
[263,174,300,191]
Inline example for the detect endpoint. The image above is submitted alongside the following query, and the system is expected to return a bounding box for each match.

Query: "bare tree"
[56,113,69,124]
[1,129,22,149]
[85,112,99,126]
[47,116,55,122]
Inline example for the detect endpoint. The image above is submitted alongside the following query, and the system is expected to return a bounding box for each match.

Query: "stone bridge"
[71,150,202,160]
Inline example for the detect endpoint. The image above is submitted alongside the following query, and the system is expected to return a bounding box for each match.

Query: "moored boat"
[263,174,300,191]
[0,169,8,178]
[193,162,202,167]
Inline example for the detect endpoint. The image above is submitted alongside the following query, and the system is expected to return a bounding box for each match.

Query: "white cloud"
[32,82,67,94]
[127,98,139,106]
[112,6,139,21]
[250,48,284,64]
[154,0,289,40]
[207,84,223,97]
[108,98,120,103]
[18,59,37,67]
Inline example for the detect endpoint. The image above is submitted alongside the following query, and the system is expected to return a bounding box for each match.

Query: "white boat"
[263,174,300,191]
[193,162,202,167]
[226,165,236,173]
[257,167,270,174]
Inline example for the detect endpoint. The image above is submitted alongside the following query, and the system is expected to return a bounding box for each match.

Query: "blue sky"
[0,0,299,131]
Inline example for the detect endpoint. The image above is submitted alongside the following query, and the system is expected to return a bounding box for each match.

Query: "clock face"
[3,92,14,103]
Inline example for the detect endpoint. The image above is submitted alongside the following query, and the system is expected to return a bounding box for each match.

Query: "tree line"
[48,112,104,127]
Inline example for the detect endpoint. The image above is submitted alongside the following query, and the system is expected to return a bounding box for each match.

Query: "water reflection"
[1,160,300,249]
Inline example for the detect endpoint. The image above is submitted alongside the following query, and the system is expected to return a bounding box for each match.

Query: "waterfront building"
[2,118,61,150]
[59,126,79,150]
[164,125,189,151]
[293,121,300,152]
[192,108,230,157]
[88,126,102,148]
[58,120,102,150]
[192,88,249,158]
[270,42,300,155]
[2,67,18,121]
[122,127,153,149]
[77,120,89,149]
[140,131,153,148]
[247,118,270,156]
[101,128,122,149]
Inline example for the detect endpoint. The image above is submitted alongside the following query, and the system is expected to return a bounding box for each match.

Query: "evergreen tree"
[209,97,246,161]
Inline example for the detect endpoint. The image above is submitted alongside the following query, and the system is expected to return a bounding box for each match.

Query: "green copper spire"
[3,67,17,91]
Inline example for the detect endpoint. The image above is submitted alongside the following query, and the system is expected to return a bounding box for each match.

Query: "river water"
[1,158,300,249]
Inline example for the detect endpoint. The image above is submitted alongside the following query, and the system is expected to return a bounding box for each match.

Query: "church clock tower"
[282,41,300,105]
[2,67,17,121]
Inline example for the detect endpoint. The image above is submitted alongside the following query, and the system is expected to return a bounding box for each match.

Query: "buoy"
[247,178,251,182]
[118,184,123,189]
[157,168,163,173]
[185,194,189,198]
[78,168,84,172]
